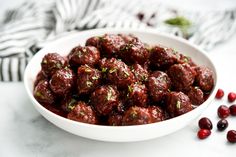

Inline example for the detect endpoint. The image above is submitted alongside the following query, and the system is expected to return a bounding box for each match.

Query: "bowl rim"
[24,28,219,130]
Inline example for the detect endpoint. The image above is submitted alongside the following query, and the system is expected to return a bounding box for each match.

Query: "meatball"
[148,71,171,102]
[108,112,123,126]
[68,45,100,67]
[167,63,196,91]
[187,86,204,106]
[61,96,77,112]
[100,34,125,57]
[90,85,119,116]
[67,101,98,124]
[100,58,135,89]
[34,80,56,105]
[49,68,75,96]
[41,53,67,77]
[166,92,193,117]
[130,63,149,83]
[34,70,47,88]
[77,65,102,95]
[195,66,214,91]
[150,45,179,69]
[122,106,164,125]
[127,83,148,107]
[85,36,101,48]
[119,40,149,64]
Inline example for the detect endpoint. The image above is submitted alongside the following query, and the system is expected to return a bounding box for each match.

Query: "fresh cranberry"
[198,117,213,130]
[197,129,211,139]
[217,119,228,131]
[227,130,236,143]
[228,92,236,102]
[229,104,236,116]
[217,105,230,119]
[215,89,224,99]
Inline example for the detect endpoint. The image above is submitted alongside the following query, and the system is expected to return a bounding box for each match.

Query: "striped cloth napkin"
[0,0,235,81]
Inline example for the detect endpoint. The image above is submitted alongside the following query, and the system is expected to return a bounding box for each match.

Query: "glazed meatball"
[41,53,67,77]
[167,63,196,91]
[122,106,164,125]
[90,85,119,116]
[100,58,135,89]
[131,63,149,83]
[49,68,75,96]
[61,96,77,112]
[119,40,149,64]
[85,36,101,48]
[77,65,102,95]
[149,45,179,69]
[166,92,193,117]
[34,80,56,105]
[68,45,100,67]
[108,112,123,126]
[100,34,125,57]
[67,101,98,124]
[187,86,204,106]
[148,71,171,102]
[195,66,214,91]
[127,83,148,107]
[34,70,47,88]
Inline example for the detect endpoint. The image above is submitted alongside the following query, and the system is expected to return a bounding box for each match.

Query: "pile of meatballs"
[33,33,214,126]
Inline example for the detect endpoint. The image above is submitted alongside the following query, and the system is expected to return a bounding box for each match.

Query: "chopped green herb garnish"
[67,99,77,111]
[101,67,107,73]
[56,63,62,69]
[106,86,114,101]
[128,85,133,93]
[176,100,181,109]
[183,56,190,63]
[85,68,92,72]
[124,71,130,77]
[42,59,47,64]
[35,91,44,98]
[86,81,93,87]
[79,111,85,116]
[130,111,138,119]
[77,51,82,58]
[106,91,113,101]
[92,76,99,80]
[109,68,117,73]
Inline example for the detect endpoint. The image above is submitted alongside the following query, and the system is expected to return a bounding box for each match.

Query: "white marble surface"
[1,0,236,156]
[0,34,236,157]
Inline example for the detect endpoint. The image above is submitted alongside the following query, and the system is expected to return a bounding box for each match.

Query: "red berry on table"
[227,130,236,143]
[217,119,228,131]
[228,92,236,102]
[229,104,236,116]
[198,117,213,130]
[215,89,224,99]
[197,129,211,139]
[217,105,230,119]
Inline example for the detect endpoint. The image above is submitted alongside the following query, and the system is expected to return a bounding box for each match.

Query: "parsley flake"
[176,101,181,109]
[102,67,107,73]
[86,81,93,87]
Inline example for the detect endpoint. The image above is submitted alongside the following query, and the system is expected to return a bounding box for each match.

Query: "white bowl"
[24,28,218,142]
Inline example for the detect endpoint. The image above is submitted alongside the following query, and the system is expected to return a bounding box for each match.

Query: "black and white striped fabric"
[0,0,236,81]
